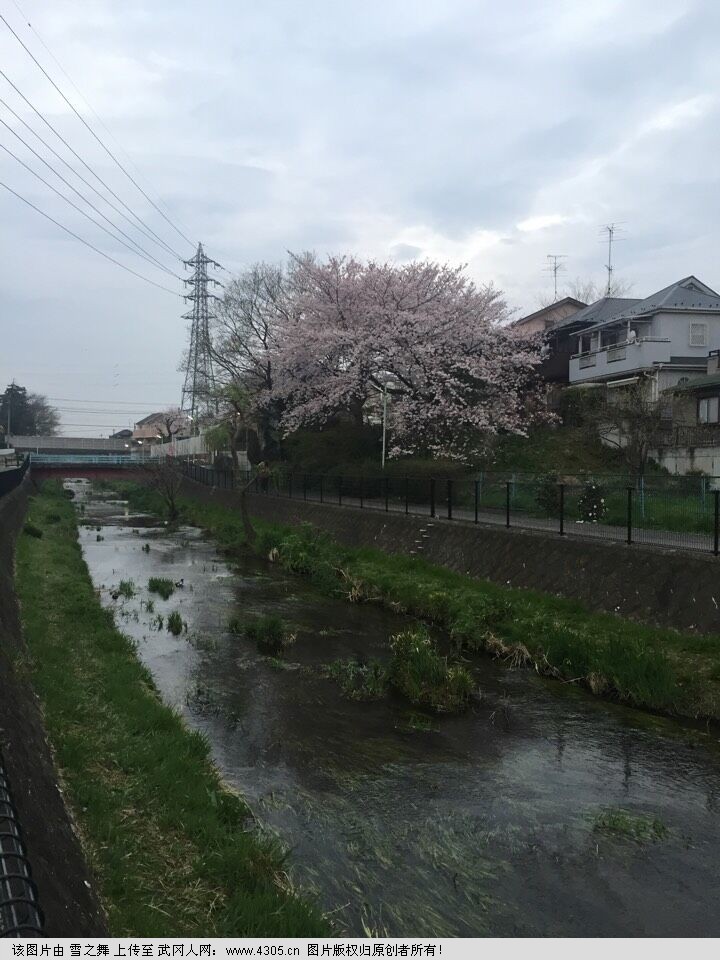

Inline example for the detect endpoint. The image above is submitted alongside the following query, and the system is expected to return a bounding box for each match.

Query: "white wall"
[655,446,720,476]
[147,432,249,469]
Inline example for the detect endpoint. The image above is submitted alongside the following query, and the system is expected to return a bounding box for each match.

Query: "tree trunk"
[238,476,257,545]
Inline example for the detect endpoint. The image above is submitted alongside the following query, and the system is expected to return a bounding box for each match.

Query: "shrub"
[148,577,175,600]
[23,523,43,539]
[389,627,474,713]
[118,579,136,598]
[577,480,607,523]
[534,472,562,517]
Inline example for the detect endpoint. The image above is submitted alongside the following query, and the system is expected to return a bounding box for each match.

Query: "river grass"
[118,480,720,723]
[14,485,327,937]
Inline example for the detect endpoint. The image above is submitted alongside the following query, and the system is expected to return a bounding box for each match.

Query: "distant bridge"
[9,435,134,455]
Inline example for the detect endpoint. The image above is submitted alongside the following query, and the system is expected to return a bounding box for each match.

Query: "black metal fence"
[0,458,29,499]
[183,462,720,556]
[0,752,43,937]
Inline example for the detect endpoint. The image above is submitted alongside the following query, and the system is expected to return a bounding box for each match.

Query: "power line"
[0,93,180,272]
[0,66,182,259]
[8,0,196,243]
[0,11,194,249]
[0,120,180,278]
[0,177,180,295]
[46,396,179,406]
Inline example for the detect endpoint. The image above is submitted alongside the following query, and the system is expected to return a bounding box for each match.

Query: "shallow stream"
[75,488,720,936]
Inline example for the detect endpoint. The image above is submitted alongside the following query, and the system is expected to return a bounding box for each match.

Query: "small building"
[132,411,190,444]
[569,276,720,397]
[513,297,587,386]
[512,297,587,337]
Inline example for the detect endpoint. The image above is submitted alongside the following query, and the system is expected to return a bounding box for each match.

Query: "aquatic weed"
[592,807,669,843]
[167,611,185,636]
[148,577,175,600]
[324,658,388,701]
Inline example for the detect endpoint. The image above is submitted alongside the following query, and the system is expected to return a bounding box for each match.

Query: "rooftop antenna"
[599,223,626,296]
[544,254,567,301]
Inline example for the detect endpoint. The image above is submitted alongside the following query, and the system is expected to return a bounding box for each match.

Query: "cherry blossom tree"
[271,255,546,461]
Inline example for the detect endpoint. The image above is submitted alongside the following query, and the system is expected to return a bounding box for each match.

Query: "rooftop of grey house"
[549,296,641,332]
[572,277,720,335]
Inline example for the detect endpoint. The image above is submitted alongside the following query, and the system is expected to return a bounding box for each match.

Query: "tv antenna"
[599,223,626,296]
[544,254,567,301]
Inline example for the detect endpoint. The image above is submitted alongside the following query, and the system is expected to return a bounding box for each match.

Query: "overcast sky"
[1,0,719,435]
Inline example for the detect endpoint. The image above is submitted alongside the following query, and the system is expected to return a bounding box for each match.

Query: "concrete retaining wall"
[0,475,106,934]
[181,478,720,636]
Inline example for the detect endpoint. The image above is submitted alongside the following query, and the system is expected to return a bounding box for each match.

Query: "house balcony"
[569,337,672,383]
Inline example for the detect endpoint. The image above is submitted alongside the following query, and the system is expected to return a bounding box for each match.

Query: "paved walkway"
[267,489,715,556]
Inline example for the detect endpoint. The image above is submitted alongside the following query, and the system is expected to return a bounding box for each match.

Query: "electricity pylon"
[180,243,222,423]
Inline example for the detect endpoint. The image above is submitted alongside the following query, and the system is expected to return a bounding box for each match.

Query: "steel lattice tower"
[181,243,222,421]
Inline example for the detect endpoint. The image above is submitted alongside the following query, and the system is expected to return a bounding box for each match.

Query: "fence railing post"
[338,475,343,506]
[506,481,511,528]
[384,477,389,512]
[714,489,719,556]
[288,474,293,499]
[404,476,409,515]
[320,475,324,504]
[360,476,364,509]
[559,483,565,536]
[447,479,453,520]
[627,487,633,544]
[430,478,436,518]
[474,479,479,524]
[303,474,307,501]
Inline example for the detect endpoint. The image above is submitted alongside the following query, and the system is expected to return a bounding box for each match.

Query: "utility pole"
[545,254,567,301]
[181,243,222,427]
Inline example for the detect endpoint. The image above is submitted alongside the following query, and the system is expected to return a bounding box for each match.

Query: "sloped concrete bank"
[0,476,107,935]
[180,478,720,636]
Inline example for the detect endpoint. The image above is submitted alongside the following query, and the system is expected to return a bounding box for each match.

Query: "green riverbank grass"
[118,482,720,722]
[14,485,327,937]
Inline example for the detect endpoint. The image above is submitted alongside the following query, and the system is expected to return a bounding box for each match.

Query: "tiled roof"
[550,296,640,330]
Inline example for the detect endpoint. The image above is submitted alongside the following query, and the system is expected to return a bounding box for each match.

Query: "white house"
[568,276,720,397]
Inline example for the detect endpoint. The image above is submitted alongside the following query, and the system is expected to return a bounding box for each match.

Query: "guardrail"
[0,751,44,937]
[29,454,139,466]
[183,462,720,556]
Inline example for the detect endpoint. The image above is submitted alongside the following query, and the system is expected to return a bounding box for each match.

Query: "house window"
[690,322,708,347]
[698,396,720,423]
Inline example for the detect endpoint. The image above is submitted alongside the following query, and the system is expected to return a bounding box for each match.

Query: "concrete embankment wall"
[0,476,107,934]
[180,478,720,636]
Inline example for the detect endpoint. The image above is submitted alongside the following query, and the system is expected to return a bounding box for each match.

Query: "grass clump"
[167,610,185,635]
[389,627,475,713]
[148,577,175,600]
[324,658,388,701]
[14,485,326,936]
[23,523,43,538]
[592,807,669,843]
[244,614,295,656]
[117,579,136,598]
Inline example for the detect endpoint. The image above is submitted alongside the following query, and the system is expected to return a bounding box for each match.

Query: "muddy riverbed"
[75,488,720,936]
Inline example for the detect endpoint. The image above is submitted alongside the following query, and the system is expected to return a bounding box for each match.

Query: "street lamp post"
[370,376,395,469]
